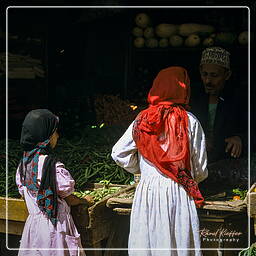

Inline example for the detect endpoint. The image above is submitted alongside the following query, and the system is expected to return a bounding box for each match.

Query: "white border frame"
[5,5,251,253]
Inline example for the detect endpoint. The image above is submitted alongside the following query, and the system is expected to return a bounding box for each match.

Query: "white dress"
[111,112,208,256]
[16,155,86,256]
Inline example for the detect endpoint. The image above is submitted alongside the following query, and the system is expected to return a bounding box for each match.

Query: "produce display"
[73,180,122,203]
[132,13,248,48]
[0,139,23,198]
[1,122,255,203]
[232,188,248,201]
[0,124,134,198]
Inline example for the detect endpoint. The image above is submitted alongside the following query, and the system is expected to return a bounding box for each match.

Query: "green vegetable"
[232,188,248,200]
[0,125,133,198]
[73,180,121,202]
[239,243,256,256]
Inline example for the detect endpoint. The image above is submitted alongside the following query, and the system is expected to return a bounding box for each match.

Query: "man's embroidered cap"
[200,47,230,69]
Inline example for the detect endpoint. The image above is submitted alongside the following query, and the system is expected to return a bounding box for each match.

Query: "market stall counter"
[106,184,253,256]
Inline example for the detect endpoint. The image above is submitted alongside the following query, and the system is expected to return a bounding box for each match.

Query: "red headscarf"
[132,66,204,207]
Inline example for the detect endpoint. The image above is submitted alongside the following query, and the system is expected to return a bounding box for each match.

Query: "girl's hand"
[64,194,88,206]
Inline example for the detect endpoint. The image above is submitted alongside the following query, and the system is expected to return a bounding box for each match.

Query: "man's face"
[200,64,231,95]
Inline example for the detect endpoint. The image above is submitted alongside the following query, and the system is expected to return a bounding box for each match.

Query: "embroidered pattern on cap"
[200,47,230,69]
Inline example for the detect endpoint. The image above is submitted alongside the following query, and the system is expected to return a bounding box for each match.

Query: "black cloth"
[190,82,248,163]
[20,109,58,151]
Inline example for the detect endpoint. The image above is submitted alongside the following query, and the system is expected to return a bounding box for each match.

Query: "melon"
[145,38,158,48]
[132,27,143,37]
[135,13,150,28]
[134,37,145,48]
[159,38,169,48]
[169,35,183,47]
[178,23,215,37]
[184,34,201,47]
[202,37,214,47]
[155,24,177,38]
[144,27,154,39]
[238,31,248,45]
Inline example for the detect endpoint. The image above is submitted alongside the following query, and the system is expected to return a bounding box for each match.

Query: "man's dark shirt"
[190,82,248,163]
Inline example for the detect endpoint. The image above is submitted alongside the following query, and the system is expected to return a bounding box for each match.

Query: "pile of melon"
[132,13,248,48]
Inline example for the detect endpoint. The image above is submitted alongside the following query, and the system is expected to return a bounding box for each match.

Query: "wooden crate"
[247,183,256,235]
[71,183,133,256]
[0,197,28,235]
[0,184,132,256]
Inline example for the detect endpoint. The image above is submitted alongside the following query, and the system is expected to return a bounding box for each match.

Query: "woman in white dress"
[111,66,208,256]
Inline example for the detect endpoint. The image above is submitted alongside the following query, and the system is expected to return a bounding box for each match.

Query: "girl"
[16,109,86,256]
[111,67,208,256]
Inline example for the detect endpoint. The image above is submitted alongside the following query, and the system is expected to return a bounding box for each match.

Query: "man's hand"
[225,136,242,158]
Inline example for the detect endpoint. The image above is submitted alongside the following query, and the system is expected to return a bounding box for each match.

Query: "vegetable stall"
[1,7,252,256]
[0,93,255,255]
[1,128,255,255]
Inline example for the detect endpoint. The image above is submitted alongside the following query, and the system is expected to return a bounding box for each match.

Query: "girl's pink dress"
[16,155,86,256]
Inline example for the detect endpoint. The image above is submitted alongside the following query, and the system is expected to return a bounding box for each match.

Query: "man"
[190,47,248,163]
